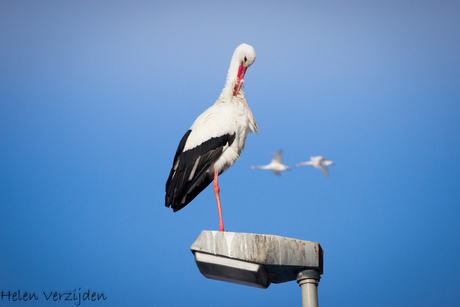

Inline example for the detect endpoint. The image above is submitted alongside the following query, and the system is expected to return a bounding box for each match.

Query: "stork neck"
[220,58,244,99]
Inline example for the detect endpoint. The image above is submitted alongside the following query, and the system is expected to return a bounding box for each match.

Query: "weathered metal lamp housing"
[190,231,323,289]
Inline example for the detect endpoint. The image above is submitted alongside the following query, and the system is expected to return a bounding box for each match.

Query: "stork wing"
[165,130,235,212]
[272,150,283,163]
[319,165,330,177]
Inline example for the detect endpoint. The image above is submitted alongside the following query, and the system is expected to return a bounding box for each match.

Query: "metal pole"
[297,270,320,307]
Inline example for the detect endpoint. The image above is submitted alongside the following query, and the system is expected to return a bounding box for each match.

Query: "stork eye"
[244,56,247,63]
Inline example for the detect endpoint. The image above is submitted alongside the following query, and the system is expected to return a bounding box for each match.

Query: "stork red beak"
[233,64,247,96]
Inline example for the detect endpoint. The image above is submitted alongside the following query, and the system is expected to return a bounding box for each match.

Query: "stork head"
[224,43,256,97]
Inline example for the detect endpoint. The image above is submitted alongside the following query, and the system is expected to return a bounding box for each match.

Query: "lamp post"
[191,231,323,306]
[297,270,321,307]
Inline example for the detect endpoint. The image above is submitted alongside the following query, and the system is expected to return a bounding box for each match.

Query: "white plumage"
[184,98,257,173]
[296,156,335,177]
[251,150,291,176]
[165,43,258,231]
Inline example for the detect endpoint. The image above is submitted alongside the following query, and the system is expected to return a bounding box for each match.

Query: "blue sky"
[1,1,459,306]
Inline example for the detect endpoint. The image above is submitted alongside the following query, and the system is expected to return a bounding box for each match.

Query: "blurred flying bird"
[251,150,291,176]
[296,156,335,177]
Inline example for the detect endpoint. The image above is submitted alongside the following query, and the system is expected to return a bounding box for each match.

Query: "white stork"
[165,43,258,232]
[296,156,335,177]
[250,150,291,176]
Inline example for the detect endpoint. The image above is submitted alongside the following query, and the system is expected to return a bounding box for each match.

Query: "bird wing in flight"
[272,150,283,163]
[319,165,329,177]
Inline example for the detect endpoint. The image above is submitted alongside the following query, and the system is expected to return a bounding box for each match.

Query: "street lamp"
[191,231,323,307]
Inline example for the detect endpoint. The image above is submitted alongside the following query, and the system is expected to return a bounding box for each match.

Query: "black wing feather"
[165,130,235,212]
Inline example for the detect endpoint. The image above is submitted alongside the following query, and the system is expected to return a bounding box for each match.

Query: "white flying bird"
[251,150,291,176]
[296,156,335,177]
[165,43,258,232]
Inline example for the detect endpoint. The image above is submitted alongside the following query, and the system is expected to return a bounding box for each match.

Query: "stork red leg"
[213,169,225,232]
